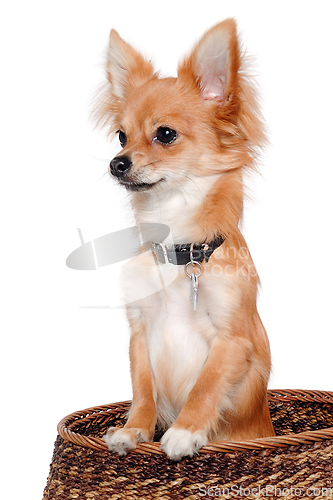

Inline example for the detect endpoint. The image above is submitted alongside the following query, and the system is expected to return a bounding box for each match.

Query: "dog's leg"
[104,330,156,455]
[160,335,257,460]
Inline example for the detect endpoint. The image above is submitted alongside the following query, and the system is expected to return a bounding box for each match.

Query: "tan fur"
[99,19,275,460]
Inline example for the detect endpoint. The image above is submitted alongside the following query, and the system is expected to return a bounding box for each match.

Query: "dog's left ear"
[106,30,155,100]
[178,19,240,104]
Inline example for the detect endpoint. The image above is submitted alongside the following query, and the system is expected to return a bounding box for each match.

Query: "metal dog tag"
[190,273,199,311]
[185,259,202,312]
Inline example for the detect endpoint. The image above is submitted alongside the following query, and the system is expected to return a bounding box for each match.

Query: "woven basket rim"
[57,389,333,455]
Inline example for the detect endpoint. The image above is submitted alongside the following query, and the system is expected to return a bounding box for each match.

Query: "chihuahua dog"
[98,19,275,460]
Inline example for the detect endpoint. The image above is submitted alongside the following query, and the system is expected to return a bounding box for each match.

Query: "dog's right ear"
[178,19,240,106]
[106,30,155,100]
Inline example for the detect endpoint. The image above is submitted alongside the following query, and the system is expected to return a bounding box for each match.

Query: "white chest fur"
[146,275,210,427]
[124,250,241,428]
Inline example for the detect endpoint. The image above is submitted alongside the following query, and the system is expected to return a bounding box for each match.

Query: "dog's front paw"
[103,427,148,456]
[160,427,208,461]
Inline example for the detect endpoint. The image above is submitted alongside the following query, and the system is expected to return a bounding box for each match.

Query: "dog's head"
[97,20,265,194]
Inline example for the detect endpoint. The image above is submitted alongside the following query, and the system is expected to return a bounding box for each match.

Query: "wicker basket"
[43,390,333,499]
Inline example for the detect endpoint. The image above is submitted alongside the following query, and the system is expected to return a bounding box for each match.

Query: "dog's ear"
[178,19,240,104]
[106,30,155,99]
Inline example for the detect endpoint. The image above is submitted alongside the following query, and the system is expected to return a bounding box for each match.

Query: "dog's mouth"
[118,178,165,192]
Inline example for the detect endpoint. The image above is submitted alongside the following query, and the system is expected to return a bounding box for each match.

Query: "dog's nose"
[109,155,132,178]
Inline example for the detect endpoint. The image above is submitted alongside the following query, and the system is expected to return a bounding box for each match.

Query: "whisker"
[98,170,111,182]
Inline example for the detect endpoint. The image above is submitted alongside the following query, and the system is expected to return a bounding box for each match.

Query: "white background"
[1,1,332,498]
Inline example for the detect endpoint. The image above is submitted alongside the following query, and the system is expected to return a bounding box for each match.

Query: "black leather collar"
[151,235,225,265]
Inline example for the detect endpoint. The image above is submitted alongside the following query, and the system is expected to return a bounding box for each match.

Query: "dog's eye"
[155,127,177,145]
[118,130,127,148]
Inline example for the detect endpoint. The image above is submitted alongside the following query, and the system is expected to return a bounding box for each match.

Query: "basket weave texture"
[43,390,333,499]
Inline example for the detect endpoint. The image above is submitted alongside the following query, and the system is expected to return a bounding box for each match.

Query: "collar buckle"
[151,235,225,266]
